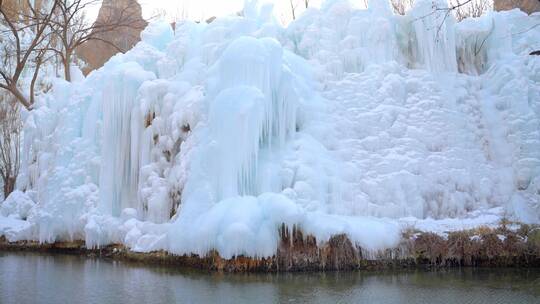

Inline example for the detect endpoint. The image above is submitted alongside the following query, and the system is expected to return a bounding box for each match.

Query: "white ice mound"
[169,193,304,258]
[0,190,35,220]
[140,20,175,51]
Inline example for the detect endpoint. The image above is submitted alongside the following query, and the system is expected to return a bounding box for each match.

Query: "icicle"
[408,0,458,72]
[99,63,156,217]
[209,86,264,200]
[207,37,299,200]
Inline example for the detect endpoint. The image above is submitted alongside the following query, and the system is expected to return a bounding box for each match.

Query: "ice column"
[208,36,298,200]
[410,0,458,72]
[99,62,155,216]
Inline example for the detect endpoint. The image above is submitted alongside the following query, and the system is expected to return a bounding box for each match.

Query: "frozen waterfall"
[2,0,539,258]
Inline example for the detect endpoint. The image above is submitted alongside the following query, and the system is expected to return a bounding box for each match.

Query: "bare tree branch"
[0,0,57,109]
[48,0,146,81]
[290,0,299,20]
[0,97,22,198]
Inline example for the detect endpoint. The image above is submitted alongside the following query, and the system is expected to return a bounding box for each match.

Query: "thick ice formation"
[409,0,458,72]
[209,85,265,199]
[1,1,539,258]
[204,37,299,199]
[100,62,156,217]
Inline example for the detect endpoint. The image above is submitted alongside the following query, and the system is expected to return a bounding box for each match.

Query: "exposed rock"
[494,0,540,14]
[76,0,147,74]
[1,0,46,20]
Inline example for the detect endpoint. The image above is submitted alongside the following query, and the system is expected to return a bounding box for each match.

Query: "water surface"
[0,252,539,304]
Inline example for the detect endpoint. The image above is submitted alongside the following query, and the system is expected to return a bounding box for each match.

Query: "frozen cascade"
[344,0,399,70]
[166,37,308,257]
[99,62,156,217]
[455,17,493,75]
[1,1,539,258]
[207,36,299,200]
[408,0,458,72]
[209,86,265,199]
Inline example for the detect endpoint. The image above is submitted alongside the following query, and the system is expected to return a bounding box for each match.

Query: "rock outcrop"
[1,0,45,21]
[494,0,540,14]
[77,0,147,74]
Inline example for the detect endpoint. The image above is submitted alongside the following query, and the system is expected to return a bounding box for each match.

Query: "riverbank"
[1,223,540,272]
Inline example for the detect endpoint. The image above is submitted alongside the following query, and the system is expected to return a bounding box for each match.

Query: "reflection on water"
[0,252,539,304]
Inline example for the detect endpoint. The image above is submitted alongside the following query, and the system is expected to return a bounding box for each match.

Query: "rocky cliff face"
[494,0,540,14]
[77,0,147,74]
[1,0,45,21]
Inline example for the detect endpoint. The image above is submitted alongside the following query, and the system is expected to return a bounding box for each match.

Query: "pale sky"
[86,0,368,25]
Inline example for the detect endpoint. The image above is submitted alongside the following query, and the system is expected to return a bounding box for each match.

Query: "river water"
[0,252,539,304]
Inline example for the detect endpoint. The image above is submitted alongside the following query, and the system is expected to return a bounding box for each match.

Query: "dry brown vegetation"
[2,222,539,272]
[0,97,21,198]
[411,223,540,267]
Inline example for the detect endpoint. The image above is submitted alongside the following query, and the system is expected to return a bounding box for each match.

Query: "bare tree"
[151,7,168,20]
[48,0,145,82]
[0,0,58,110]
[176,2,190,21]
[0,96,21,198]
[289,0,299,20]
[450,0,492,21]
[390,0,491,18]
[391,0,416,15]
[362,0,369,9]
[413,0,480,37]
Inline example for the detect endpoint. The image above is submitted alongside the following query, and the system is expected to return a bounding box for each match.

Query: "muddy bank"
[2,223,540,272]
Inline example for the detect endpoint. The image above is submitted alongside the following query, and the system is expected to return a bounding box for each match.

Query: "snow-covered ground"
[1,0,539,259]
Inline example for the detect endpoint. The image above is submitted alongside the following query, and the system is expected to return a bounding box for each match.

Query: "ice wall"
[99,22,205,224]
[3,0,539,256]
[209,86,264,199]
[206,37,298,200]
[287,0,525,79]
[17,78,101,243]
[99,62,155,217]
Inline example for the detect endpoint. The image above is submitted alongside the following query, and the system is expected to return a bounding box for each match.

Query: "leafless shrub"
[0,0,57,109]
[390,0,416,15]
[0,96,21,198]
[389,0,492,19]
[450,0,493,21]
